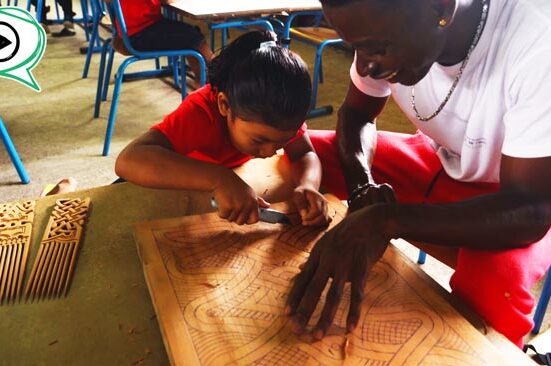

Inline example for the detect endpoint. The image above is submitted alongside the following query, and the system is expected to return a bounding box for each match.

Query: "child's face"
[227,117,297,158]
[217,92,297,158]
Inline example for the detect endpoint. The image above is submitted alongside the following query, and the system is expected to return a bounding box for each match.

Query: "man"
[286,0,551,347]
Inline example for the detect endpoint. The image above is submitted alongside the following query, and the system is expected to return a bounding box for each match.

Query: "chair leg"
[172,56,180,90]
[532,269,551,334]
[417,250,427,264]
[103,57,135,156]
[80,0,91,41]
[307,39,343,119]
[210,26,216,51]
[221,28,228,48]
[0,117,30,184]
[179,56,187,100]
[319,57,324,84]
[35,0,43,23]
[102,46,115,101]
[82,9,101,79]
[94,38,112,118]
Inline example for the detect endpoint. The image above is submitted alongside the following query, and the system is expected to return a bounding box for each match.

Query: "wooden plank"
[168,0,321,20]
[134,195,532,365]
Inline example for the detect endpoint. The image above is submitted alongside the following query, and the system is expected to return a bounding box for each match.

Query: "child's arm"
[284,134,330,226]
[115,130,268,224]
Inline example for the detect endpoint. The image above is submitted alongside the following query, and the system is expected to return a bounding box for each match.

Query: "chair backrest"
[104,0,141,56]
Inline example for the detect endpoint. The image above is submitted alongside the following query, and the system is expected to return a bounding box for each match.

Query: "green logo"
[0,7,46,92]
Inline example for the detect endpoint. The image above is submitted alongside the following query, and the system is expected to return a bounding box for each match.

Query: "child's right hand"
[213,172,270,225]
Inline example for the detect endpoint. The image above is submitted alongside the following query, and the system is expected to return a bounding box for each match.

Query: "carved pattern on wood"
[134,197,517,366]
[25,198,90,301]
[0,200,35,304]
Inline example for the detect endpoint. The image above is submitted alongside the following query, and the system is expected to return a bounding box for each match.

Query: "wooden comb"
[0,200,35,304]
[25,198,90,302]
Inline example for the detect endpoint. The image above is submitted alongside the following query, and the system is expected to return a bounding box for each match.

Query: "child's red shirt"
[152,84,307,168]
[119,0,163,37]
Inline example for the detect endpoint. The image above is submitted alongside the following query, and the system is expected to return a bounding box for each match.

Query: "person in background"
[30,0,76,36]
[117,0,214,88]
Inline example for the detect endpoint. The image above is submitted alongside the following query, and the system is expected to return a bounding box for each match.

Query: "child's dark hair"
[208,31,312,131]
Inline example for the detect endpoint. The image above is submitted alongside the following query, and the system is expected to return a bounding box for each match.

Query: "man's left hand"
[285,205,391,339]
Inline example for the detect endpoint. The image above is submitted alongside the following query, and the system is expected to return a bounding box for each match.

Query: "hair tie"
[259,40,277,50]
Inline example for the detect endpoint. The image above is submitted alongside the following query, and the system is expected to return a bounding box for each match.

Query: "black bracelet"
[347,182,372,206]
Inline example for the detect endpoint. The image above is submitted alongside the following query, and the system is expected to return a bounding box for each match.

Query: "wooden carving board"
[134,195,522,366]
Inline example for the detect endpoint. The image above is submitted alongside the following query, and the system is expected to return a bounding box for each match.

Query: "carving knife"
[210,197,291,225]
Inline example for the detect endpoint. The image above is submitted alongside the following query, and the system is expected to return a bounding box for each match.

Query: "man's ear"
[429,0,457,27]
[217,92,231,117]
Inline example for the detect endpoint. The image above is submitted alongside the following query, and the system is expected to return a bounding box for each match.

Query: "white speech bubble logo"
[0,7,46,92]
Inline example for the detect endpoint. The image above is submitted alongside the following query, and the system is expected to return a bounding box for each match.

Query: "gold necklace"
[411,0,489,122]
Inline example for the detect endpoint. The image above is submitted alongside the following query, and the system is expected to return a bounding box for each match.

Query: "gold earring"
[439,18,448,27]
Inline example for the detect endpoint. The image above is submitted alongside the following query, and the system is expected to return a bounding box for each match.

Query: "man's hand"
[285,205,391,339]
[348,183,396,213]
[213,171,270,225]
[293,186,331,226]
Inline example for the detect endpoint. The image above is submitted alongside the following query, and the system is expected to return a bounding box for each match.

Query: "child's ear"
[216,92,231,118]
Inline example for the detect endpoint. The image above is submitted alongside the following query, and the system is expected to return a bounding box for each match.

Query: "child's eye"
[252,139,264,145]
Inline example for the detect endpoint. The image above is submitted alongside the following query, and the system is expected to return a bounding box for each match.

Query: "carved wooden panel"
[0,200,35,304]
[25,198,90,301]
[134,196,525,366]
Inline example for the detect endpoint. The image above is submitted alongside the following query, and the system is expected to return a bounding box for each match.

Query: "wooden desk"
[168,0,321,20]
[0,156,533,365]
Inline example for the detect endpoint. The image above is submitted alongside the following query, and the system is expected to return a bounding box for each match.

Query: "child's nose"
[260,145,278,158]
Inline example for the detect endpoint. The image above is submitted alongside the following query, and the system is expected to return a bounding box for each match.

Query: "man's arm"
[381,154,551,249]
[337,82,396,211]
[336,81,387,192]
[286,154,551,338]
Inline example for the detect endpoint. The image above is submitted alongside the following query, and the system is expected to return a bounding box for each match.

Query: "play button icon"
[0,33,11,50]
[0,21,19,62]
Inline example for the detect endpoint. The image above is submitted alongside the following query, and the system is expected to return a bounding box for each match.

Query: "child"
[116,31,330,226]
[117,0,213,87]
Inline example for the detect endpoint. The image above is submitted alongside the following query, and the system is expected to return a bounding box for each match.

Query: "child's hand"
[293,186,331,226]
[214,172,270,225]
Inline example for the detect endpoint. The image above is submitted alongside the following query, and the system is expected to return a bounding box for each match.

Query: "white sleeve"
[349,52,392,98]
[502,49,551,158]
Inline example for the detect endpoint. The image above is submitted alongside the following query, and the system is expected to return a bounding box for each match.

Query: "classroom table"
[0,156,535,365]
[168,0,321,21]
[168,0,323,48]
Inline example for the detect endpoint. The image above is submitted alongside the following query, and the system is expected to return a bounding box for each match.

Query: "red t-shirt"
[118,0,163,37]
[152,85,307,169]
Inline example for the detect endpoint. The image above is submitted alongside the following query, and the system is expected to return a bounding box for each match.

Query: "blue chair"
[96,0,207,156]
[532,268,550,334]
[82,0,108,78]
[284,11,344,118]
[0,117,30,184]
[417,250,550,334]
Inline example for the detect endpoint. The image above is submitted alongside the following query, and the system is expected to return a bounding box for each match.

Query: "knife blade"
[210,197,291,225]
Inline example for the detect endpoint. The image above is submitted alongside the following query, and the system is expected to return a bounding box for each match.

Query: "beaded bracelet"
[347,182,373,206]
